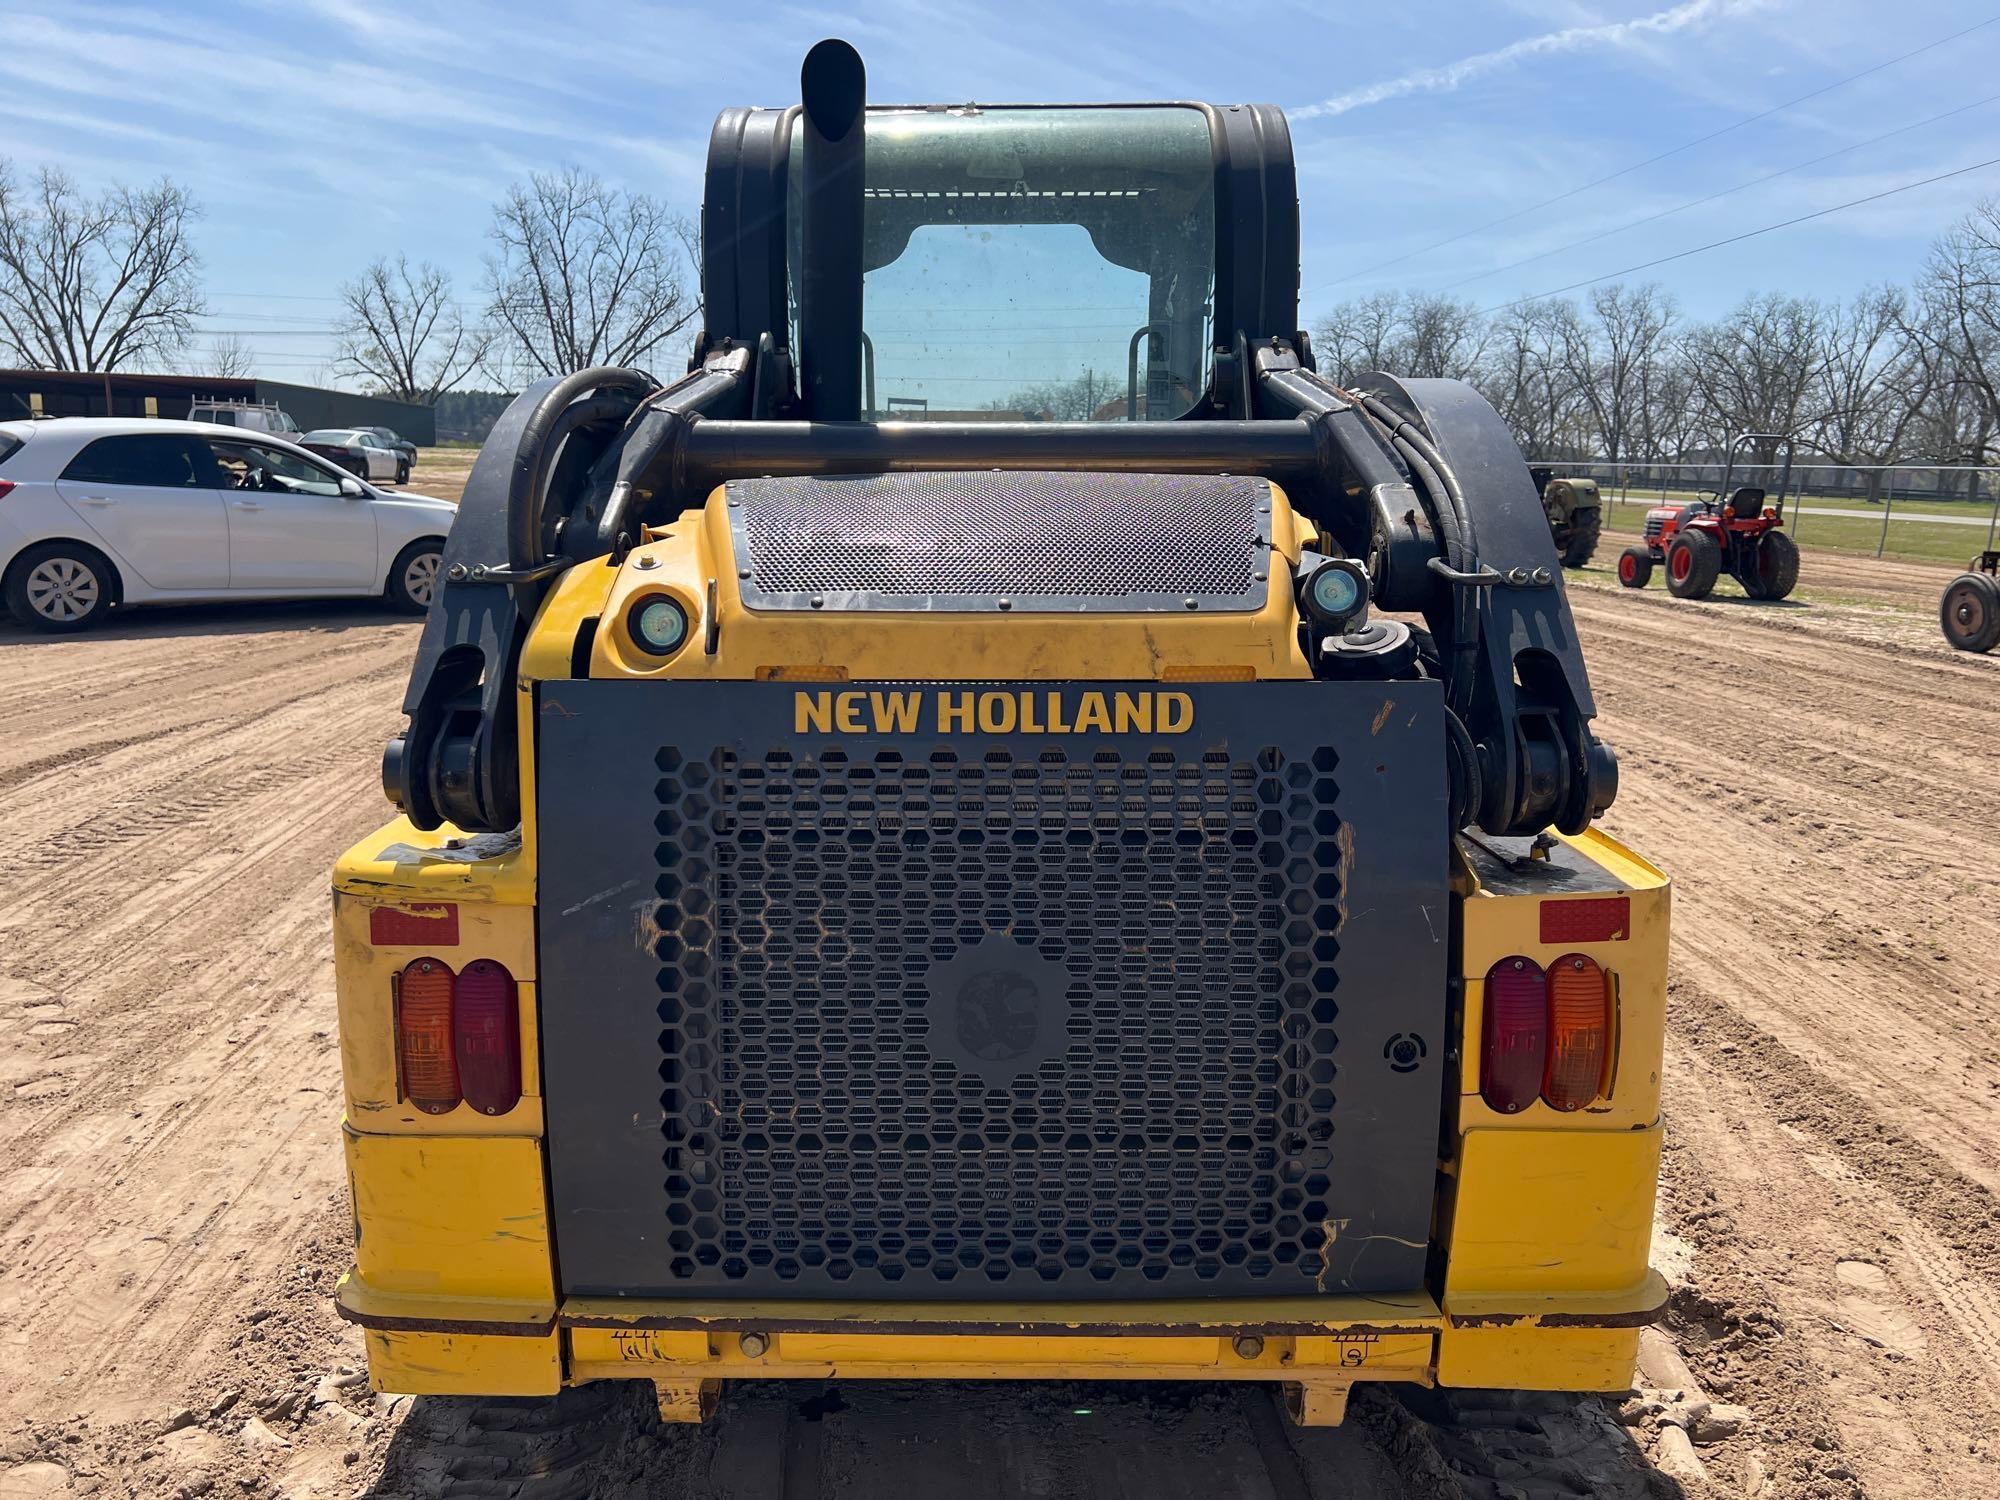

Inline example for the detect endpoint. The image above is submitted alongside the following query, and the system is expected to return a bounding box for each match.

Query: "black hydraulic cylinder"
[677,419,1323,483]
[798,39,866,422]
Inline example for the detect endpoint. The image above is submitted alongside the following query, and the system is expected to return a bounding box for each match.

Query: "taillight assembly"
[395,959,459,1114]
[454,959,523,1115]
[1480,957,1546,1114]
[1544,955,1610,1111]
[395,957,522,1116]
[1481,953,1612,1113]
[0,480,15,502]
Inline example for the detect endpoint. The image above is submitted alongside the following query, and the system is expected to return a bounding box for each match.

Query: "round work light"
[628,594,691,656]
[1299,557,1370,630]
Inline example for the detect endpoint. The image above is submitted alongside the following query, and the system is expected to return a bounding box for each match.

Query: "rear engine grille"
[650,743,1344,1296]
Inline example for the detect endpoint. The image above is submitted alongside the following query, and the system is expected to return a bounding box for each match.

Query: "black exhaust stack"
[798,39,867,422]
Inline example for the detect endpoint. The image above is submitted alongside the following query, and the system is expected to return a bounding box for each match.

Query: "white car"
[0,418,456,631]
[300,427,408,485]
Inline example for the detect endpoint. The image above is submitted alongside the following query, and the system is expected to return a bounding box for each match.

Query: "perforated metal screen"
[537,681,1450,1302]
[649,742,1335,1294]
[727,471,1271,612]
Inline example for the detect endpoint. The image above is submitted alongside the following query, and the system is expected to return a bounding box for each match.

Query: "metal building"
[0,369,437,445]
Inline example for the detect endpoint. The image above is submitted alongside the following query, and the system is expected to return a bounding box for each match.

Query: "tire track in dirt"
[1670,985,2000,1284]
[1577,585,2000,1198]
[1656,1013,2000,1499]
[0,722,212,796]
[4,545,1996,1496]
[0,610,419,1443]
[1575,550,2000,1497]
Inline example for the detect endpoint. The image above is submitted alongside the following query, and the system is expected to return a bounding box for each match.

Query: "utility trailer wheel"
[1616,547,1653,588]
[1560,509,1601,569]
[1941,570,2000,653]
[1666,532,1720,599]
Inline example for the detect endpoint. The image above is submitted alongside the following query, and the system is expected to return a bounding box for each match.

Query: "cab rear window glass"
[0,433,22,467]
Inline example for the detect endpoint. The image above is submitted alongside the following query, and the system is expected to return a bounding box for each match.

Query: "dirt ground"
[0,523,1994,1498]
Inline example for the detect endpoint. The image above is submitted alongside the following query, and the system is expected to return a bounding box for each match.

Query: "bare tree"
[985,369,1121,420]
[1485,300,1587,458]
[1314,291,1485,384]
[483,167,699,380]
[1296,210,2000,496]
[1313,292,1403,385]
[335,255,486,403]
[1907,199,2000,496]
[1808,287,1931,502]
[1559,284,1678,466]
[1398,293,1488,380]
[1680,292,1829,466]
[1641,358,1702,467]
[0,160,205,371]
[203,333,255,379]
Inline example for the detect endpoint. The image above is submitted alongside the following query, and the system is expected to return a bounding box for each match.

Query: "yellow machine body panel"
[331,482,1671,1419]
[562,483,1317,686]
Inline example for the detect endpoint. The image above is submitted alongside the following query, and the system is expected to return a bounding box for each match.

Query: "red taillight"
[1481,957,1546,1114]
[0,480,15,501]
[1544,954,1610,1111]
[392,957,521,1117]
[454,959,522,1116]
[396,958,459,1114]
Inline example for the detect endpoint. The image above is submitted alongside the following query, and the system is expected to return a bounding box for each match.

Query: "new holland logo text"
[794,689,1195,736]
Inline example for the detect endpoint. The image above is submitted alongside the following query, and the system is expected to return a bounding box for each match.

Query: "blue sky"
[2,0,1997,387]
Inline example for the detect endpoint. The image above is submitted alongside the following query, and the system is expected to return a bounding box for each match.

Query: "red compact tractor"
[1618,431,1800,601]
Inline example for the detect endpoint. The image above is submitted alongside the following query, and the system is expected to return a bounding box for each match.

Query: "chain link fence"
[1539,461,2000,559]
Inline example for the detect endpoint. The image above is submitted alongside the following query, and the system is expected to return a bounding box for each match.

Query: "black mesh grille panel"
[727,471,1271,612]
[649,742,1343,1296]
[538,680,1450,1303]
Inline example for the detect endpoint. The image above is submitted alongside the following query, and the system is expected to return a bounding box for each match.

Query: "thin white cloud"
[1293,0,1775,120]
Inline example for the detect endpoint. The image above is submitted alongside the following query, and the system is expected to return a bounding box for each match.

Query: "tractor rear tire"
[1616,547,1653,588]
[1941,570,2000,653]
[1560,509,1601,569]
[1747,530,1800,601]
[1666,532,1721,599]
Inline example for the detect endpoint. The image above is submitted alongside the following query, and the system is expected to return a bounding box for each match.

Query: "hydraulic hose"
[519,394,645,562]
[504,366,654,572]
[1443,704,1482,832]
[1344,389,1482,719]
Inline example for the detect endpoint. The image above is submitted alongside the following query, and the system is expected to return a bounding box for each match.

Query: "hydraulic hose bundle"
[1338,388,1486,831]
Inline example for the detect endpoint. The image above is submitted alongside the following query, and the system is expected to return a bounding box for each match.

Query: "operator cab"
[702,88,1298,424]
[808,107,1216,420]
